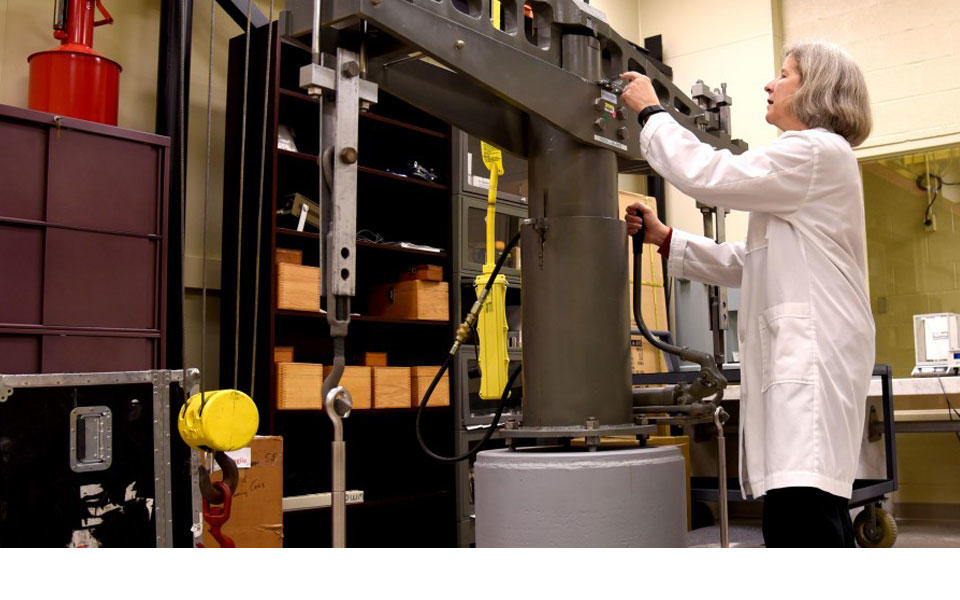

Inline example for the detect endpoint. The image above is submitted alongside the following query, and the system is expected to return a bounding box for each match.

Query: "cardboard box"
[275,247,303,265]
[363,352,388,367]
[631,334,668,374]
[277,263,320,311]
[369,280,449,321]
[372,366,412,408]
[324,365,372,409]
[274,346,294,363]
[202,436,283,547]
[398,264,443,282]
[276,362,324,409]
[411,366,449,407]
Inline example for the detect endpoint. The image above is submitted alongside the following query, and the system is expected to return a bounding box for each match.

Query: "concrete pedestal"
[475,446,686,547]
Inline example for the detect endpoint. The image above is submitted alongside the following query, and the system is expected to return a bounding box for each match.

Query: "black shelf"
[277,309,450,326]
[276,229,447,258]
[360,111,448,139]
[278,148,318,162]
[279,87,319,104]
[223,22,456,547]
[358,166,449,190]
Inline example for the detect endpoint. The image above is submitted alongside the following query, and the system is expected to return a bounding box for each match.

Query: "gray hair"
[784,41,872,146]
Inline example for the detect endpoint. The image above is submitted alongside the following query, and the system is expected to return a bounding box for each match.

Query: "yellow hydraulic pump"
[178,389,259,452]
[474,141,511,400]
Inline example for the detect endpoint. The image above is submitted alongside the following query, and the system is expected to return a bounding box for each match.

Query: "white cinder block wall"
[783,0,960,159]
[635,0,784,243]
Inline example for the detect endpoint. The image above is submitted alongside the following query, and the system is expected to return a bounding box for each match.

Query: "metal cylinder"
[521,117,631,428]
[561,33,602,82]
[475,446,687,547]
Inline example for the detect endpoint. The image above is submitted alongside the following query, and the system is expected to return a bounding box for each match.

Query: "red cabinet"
[0,104,168,373]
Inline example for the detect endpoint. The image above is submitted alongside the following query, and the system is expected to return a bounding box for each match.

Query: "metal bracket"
[0,382,11,403]
[300,62,379,103]
[69,406,114,473]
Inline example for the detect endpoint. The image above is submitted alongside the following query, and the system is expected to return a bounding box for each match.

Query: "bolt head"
[455,40,466,50]
[340,147,359,164]
[342,61,361,78]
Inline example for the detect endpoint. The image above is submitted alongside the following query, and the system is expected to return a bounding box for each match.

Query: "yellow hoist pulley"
[474,141,511,400]
[178,389,259,452]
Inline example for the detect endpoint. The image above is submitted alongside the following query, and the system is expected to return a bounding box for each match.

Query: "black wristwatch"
[638,104,666,126]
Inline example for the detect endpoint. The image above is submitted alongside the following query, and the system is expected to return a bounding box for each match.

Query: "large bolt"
[340,147,358,164]
[342,61,361,78]
[455,40,466,50]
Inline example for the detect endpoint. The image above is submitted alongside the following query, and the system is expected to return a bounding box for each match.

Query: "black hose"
[416,363,522,464]
[631,220,716,369]
[416,230,522,463]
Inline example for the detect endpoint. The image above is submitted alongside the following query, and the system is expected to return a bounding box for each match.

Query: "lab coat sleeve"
[667,228,745,289]
[640,112,815,214]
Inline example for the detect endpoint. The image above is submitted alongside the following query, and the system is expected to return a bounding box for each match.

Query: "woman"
[621,41,875,547]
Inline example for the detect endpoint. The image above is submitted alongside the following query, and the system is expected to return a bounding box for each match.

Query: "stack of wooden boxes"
[274,350,448,410]
[369,264,449,321]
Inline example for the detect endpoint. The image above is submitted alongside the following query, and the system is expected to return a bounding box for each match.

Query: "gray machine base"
[474,446,686,547]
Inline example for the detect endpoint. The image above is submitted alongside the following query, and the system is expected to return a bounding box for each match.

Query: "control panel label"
[593,134,628,151]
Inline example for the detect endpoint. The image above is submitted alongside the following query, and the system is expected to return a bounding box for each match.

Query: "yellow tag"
[480,141,504,176]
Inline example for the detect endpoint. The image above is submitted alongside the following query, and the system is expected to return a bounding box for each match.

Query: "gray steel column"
[520,117,631,428]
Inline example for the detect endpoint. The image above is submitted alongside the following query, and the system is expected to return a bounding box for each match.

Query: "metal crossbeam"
[321,0,746,166]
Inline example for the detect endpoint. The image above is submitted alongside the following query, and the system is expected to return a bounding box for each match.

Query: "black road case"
[0,370,199,547]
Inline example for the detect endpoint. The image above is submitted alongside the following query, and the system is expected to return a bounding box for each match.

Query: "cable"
[935,376,960,447]
[416,231,521,463]
[200,0,216,408]
[250,0,275,397]
[233,0,254,390]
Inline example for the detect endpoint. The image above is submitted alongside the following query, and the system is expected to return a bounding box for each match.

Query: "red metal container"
[28,0,121,126]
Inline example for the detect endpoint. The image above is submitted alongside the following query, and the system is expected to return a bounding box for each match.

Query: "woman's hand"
[620,72,661,114]
[625,202,670,246]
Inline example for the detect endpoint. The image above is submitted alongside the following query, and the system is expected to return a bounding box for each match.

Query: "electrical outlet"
[925,214,937,232]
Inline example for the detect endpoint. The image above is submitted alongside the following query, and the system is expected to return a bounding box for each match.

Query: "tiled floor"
[686,518,960,547]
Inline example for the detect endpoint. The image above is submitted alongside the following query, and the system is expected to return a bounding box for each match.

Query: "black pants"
[762,487,855,547]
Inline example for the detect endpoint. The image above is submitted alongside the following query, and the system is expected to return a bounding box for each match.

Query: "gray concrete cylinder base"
[474,446,686,547]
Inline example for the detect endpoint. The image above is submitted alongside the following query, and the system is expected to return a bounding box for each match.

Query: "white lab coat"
[640,112,876,499]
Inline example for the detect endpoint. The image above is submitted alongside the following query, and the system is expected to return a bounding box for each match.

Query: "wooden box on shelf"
[411,366,448,407]
[363,352,388,367]
[324,365,372,409]
[398,264,443,282]
[372,367,412,408]
[368,280,449,321]
[274,346,294,363]
[275,248,303,265]
[277,263,320,311]
[276,362,324,410]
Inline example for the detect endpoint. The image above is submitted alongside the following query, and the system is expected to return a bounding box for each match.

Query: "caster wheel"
[854,507,897,548]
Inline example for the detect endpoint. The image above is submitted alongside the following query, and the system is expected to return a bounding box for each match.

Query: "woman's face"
[764,54,805,131]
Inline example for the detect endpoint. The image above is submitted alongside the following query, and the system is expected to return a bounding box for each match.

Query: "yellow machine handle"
[178,389,259,452]
[476,141,510,400]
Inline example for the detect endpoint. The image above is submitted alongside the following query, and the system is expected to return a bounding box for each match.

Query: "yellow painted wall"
[862,164,960,378]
